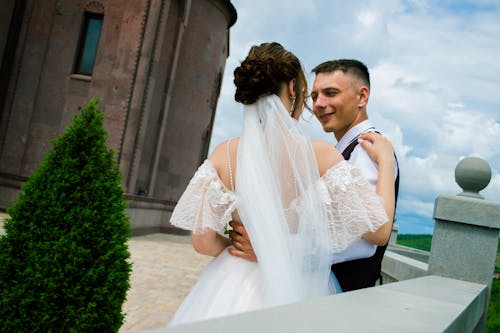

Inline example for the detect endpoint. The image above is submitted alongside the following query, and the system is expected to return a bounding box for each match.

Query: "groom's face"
[311,71,362,140]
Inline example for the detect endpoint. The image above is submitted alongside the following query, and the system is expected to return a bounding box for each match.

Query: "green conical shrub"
[0,99,132,332]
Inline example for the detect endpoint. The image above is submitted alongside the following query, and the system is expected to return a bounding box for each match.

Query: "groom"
[309,59,399,291]
[229,59,399,292]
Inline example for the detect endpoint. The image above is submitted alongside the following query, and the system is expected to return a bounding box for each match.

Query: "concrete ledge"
[146,276,486,333]
[126,195,178,234]
[388,244,430,263]
[433,195,500,229]
[131,226,190,237]
[382,250,428,283]
[125,195,177,209]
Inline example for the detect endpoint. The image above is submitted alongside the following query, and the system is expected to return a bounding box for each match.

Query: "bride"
[168,42,395,326]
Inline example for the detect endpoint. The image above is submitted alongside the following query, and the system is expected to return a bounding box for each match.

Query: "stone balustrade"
[382,157,499,332]
[147,276,487,333]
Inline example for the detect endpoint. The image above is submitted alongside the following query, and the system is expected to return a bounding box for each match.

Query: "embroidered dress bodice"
[170,159,387,254]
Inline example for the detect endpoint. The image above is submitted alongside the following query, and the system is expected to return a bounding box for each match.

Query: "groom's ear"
[358,86,369,108]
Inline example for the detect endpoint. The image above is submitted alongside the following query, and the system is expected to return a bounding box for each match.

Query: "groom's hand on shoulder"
[228,221,257,262]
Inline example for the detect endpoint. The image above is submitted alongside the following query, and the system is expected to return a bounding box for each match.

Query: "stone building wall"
[0,0,237,234]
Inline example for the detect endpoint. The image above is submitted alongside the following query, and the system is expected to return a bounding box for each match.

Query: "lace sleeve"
[320,161,388,253]
[169,160,237,234]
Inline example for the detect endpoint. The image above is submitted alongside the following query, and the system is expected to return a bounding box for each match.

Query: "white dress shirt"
[331,120,397,264]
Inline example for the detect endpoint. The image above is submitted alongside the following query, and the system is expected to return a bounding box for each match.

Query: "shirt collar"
[336,120,375,152]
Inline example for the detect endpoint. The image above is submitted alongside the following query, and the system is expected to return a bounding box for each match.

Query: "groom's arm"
[228,221,257,262]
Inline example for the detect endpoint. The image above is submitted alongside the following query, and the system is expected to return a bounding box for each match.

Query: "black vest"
[331,136,400,292]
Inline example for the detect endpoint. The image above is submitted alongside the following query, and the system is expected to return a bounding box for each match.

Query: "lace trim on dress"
[169,160,237,234]
[319,161,388,253]
[169,159,388,250]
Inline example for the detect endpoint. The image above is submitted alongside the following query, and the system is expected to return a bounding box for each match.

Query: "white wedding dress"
[168,159,387,326]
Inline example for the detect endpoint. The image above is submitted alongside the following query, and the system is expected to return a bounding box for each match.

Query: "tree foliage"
[0,99,131,332]
[487,279,500,333]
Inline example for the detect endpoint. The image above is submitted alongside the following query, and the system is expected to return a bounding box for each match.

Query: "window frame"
[73,11,104,76]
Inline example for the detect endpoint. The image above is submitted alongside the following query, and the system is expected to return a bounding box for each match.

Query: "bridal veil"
[236,95,332,307]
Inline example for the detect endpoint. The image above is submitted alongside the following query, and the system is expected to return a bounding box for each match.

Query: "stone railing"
[146,157,499,333]
[381,247,428,283]
[380,157,500,332]
[147,275,487,333]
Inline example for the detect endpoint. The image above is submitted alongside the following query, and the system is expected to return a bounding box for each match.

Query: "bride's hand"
[227,221,257,262]
[358,132,394,165]
[359,131,396,243]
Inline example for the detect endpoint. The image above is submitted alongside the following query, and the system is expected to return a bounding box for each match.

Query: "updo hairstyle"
[234,42,307,107]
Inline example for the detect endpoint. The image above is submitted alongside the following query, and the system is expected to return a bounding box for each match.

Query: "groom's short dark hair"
[312,59,370,89]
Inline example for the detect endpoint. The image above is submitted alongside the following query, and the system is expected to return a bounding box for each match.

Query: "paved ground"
[0,213,211,332]
[119,233,211,332]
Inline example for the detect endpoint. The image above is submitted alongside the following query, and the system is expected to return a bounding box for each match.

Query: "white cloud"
[357,10,378,27]
[483,173,500,201]
[447,103,464,108]
[209,0,500,233]
[439,110,500,159]
[397,197,435,219]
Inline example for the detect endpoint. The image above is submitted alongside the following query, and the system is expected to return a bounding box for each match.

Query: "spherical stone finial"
[455,157,492,199]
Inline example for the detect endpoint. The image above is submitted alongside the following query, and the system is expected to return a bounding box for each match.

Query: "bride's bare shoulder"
[310,140,344,176]
[208,138,240,173]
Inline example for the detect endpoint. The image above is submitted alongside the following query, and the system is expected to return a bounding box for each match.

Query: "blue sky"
[209,0,500,234]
